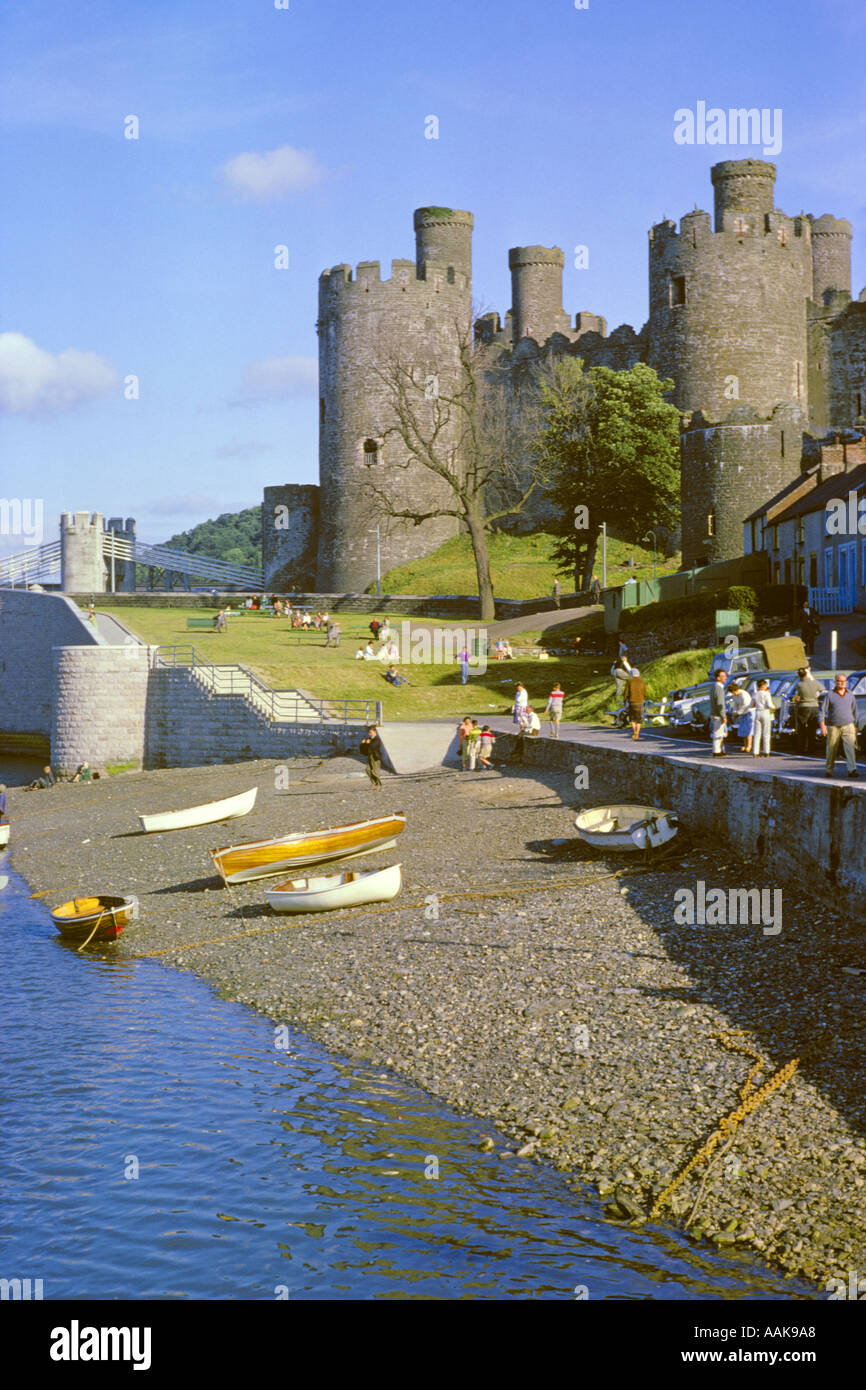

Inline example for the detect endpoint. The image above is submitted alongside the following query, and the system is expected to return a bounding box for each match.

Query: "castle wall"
[828,297,866,427]
[316,216,472,592]
[262,485,320,591]
[679,405,806,568]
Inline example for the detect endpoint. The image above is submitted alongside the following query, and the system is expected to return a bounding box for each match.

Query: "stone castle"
[264,159,866,593]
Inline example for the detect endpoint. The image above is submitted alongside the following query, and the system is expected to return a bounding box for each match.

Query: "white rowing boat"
[139,786,258,834]
[575,803,679,852]
[0,822,9,849]
[265,863,403,914]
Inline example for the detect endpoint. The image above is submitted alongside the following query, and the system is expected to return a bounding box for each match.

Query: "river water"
[0,868,811,1300]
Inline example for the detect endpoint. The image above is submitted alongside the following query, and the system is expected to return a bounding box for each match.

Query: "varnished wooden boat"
[0,822,9,849]
[575,804,679,852]
[50,894,139,944]
[212,812,406,885]
[265,863,403,914]
[139,786,257,833]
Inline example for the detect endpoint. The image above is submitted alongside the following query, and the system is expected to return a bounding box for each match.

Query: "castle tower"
[60,511,106,593]
[316,209,472,592]
[414,207,473,287]
[508,246,572,343]
[808,214,852,305]
[711,158,776,232]
[648,160,814,566]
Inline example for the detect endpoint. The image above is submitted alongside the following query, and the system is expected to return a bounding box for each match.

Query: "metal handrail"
[154,645,381,725]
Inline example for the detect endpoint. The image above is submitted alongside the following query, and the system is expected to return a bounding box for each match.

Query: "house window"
[861,539,866,587]
[824,548,834,588]
[447,266,455,285]
[784,558,792,585]
[362,438,380,465]
[797,517,805,545]
[669,275,686,307]
[796,556,805,585]
[706,512,715,537]
[771,524,779,550]
[809,552,818,586]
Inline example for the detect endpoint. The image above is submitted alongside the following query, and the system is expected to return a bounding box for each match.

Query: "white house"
[743,435,866,613]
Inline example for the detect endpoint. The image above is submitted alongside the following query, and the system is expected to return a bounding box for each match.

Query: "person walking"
[792,666,822,755]
[728,681,755,753]
[465,720,481,770]
[590,575,601,605]
[752,679,774,757]
[623,667,647,741]
[544,682,565,738]
[613,649,633,704]
[552,578,562,609]
[458,645,471,685]
[457,715,473,769]
[819,674,860,779]
[359,726,383,788]
[710,669,728,757]
[325,620,341,648]
[512,683,528,730]
[478,726,496,769]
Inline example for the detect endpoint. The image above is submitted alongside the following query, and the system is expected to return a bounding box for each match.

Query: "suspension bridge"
[0,526,263,591]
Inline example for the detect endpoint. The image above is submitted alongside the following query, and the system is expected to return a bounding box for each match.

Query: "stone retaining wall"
[0,590,100,746]
[143,667,358,768]
[51,644,151,775]
[495,730,866,920]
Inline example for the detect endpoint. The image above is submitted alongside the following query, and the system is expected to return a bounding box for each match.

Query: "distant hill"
[164,507,262,567]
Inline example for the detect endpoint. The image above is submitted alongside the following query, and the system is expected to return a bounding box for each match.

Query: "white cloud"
[235,355,318,403]
[0,332,118,416]
[220,144,326,201]
[141,494,228,518]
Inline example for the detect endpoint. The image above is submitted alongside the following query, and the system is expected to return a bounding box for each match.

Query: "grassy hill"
[377,531,681,600]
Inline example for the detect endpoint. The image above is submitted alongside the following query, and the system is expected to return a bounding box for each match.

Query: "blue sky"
[1,0,864,554]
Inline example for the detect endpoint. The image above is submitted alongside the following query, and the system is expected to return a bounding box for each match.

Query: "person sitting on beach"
[72,763,92,782]
[27,766,57,790]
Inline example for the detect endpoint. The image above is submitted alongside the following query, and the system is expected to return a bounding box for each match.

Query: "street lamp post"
[600,521,607,589]
[643,529,658,581]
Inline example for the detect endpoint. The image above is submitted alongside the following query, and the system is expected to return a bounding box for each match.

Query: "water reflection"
[0,870,813,1300]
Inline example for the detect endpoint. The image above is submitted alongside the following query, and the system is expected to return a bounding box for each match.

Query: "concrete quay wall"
[495,730,866,920]
[0,590,100,750]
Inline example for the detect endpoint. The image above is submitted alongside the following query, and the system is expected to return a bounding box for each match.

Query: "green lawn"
[103,606,711,725]
[378,531,681,599]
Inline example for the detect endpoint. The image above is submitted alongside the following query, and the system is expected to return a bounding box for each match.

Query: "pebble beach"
[7,752,866,1294]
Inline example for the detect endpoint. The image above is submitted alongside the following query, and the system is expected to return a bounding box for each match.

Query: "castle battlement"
[650,209,809,249]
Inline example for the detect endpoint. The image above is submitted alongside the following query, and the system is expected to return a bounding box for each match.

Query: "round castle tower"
[316,207,473,593]
[508,246,572,344]
[647,160,816,566]
[61,511,106,593]
[808,213,852,305]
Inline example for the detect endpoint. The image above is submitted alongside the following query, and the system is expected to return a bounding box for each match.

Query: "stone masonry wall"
[51,644,152,775]
[262,484,320,591]
[0,589,100,745]
[143,668,359,768]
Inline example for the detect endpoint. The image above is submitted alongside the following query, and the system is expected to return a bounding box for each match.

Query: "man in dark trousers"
[360,725,383,788]
[819,675,860,779]
[710,669,728,757]
[791,666,823,755]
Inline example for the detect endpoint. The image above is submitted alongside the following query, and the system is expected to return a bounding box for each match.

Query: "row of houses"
[743,432,866,614]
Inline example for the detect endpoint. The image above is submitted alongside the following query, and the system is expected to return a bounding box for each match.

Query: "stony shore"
[7,752,866,1293]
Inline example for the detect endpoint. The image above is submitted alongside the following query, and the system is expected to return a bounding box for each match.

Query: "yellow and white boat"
[211,812,406,885]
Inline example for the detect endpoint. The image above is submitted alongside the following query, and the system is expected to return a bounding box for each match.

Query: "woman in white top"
[512,683,528,728]
[728,681,755,753]
[752,679,774,757]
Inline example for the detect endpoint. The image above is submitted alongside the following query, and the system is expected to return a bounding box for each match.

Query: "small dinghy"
[50,894,139,947]
[575,804,679,852]
[0,822,9,849]
[213,812,406,885]
[139,786,257,833]
[265,863,403,914]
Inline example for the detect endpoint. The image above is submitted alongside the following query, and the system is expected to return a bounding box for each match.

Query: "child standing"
[478,726,496,769]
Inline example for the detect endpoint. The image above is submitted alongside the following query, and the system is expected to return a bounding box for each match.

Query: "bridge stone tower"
[315,207,473,592]
[60,511,106,593]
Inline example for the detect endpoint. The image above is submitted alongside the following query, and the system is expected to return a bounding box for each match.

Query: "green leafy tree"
[164,507,262,567]
[535,359,681,590]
